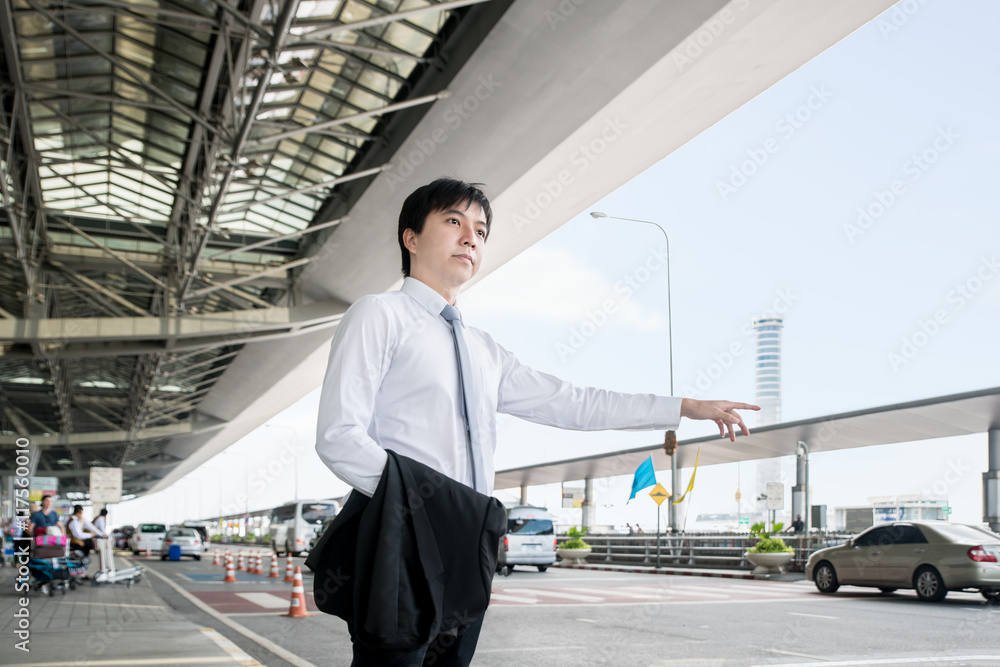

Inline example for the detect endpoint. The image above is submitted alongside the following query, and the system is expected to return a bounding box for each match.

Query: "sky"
[114,1,999,532]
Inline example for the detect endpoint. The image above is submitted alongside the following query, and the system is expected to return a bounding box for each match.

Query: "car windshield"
[301,503,338,525]
[931,523,1000,543]
[169,529,197,538]
[508,518,554,535]
[140,524,166,533]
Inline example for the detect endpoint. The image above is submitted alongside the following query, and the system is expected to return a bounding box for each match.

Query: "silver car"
[497,505,557,575]
[806,521,1000,602]
[159,528,203,561]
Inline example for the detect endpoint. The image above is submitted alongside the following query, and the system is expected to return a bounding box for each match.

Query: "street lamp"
[589,211,680,534]
[222,451,249,537]
[265,423,299,503]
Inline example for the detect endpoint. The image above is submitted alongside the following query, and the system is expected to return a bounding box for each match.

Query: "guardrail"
[556,533,852,571]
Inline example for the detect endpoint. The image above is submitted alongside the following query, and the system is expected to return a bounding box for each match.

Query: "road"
[129,551,1000,666]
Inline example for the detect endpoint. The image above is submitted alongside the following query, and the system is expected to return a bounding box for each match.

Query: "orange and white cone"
[284,554,295,582]
[269,552,280,579]
[237,551,246,572]
[212,548,220,566]
[224,549,231,566]
[223,557,236,583]
[145,544,151,558]
[254,552,263,575]
[282,566,313,617]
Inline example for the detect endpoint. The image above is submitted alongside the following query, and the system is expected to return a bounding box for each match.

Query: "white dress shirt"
[316,276,682,496]
[68,516,106,540]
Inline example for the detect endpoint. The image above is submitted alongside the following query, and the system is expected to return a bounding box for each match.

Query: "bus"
[268,499,339,556]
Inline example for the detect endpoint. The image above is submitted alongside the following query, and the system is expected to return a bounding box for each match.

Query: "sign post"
[765,482,784,531]
[89,467,123,504]
[649,483,671,569]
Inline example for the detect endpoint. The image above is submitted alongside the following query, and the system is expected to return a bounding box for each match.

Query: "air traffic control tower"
[753,316,784,518]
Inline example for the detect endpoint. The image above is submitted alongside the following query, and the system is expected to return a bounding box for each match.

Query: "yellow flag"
[672,446,701,505]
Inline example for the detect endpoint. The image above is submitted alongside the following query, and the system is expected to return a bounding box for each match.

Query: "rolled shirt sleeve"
[495,342,682,431]
[315,296,393,496]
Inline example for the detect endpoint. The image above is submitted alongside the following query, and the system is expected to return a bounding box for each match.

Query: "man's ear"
[402,228,417,253]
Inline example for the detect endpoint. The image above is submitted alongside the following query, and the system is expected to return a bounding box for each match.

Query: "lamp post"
[265,423,299,503]
[589,211,679,534]
[222,451,249,537]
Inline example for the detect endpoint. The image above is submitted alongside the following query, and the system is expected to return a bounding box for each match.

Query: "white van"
[269,500,339,556]
[497,505,557,575]
[129,523,167,554]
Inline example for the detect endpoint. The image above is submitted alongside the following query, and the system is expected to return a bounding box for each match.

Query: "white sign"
[765,482,784,511]
[89,467,123,503]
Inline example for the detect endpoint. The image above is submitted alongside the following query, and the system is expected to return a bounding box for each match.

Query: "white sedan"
[806,520,1000,602]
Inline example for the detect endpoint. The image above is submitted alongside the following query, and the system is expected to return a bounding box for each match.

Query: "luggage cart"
[92,538,144,587]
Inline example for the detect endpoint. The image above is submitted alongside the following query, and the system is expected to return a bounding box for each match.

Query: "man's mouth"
[455,254,473,264]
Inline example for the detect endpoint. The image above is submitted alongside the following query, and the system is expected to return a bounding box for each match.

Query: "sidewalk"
[0,555,266,666]
[551,561,807,582]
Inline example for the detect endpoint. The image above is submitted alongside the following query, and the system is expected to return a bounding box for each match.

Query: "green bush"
[747,521,793,553]
[559,526,591,550]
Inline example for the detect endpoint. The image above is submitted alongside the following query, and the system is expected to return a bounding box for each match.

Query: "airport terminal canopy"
[0,0,506,495]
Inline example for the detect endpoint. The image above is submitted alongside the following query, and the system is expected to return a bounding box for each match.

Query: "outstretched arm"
[680,399,760,442]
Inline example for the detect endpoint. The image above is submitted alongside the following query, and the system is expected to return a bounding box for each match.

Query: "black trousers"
[348,610,486,667]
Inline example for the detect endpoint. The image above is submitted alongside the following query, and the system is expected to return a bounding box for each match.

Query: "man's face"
[405,202,487,289]
[41,497,51,510]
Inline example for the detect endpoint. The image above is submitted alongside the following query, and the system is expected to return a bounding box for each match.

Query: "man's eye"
[448,218,459,224]
[477,230,486,237]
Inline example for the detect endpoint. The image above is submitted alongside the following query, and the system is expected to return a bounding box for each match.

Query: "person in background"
[28,495,64,536]
[93,508,109,535]
[789,515,805,533]
[66,505,107,560]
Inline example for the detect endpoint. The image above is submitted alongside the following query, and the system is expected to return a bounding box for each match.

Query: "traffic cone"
[268,552,280,579]
[284,554,295,582]
[254,552,263,575]
[223,558,236,583]
[282,566,313,617]
[237,551,246,572]
[224,549,231,566]
[145,544,151,558]
[212,549,220,566]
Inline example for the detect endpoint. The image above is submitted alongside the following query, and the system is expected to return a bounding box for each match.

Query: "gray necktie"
[440,304,487,493]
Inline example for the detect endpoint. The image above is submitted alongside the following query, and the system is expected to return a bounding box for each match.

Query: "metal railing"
[556,533,852,571]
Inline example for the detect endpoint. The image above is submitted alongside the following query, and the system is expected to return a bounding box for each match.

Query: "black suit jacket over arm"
[305,450,507,651]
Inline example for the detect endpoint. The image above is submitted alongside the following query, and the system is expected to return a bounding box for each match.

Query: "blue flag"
[628,456,656,502]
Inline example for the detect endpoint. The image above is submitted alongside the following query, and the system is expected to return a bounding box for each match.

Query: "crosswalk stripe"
[235,593,288,609]
[503,588,604,602]
[563,586,661,599]
[489,593,538,604]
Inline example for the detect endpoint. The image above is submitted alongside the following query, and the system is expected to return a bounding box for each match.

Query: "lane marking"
[235,592,289,609]
[762,648,833,661]
[576,618,597,623]
[54,601,166,609]
[139,560,319,667]
[788,611,839,620]
[564,586,661,599]
[200,627,265,667]
[489,593,538,604]
[502,587,603,602]
[751,657,1000,667]
[476,646,584,654]
[7,660,236,666]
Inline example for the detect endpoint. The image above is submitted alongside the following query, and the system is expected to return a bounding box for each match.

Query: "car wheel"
[981,589,1000,603]
[537,565,548,572]
[914,566,947,602]
[878,587,897,594]
[161,555,167,561]
[194,555,201,561]
[814,561,839,594]
[501,566,511,577]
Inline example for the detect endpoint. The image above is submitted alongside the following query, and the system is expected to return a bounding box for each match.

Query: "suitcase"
[34,535,68,546]
[33,544,66,559]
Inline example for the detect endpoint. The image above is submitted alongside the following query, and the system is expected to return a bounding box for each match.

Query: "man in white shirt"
[316,178,758,666]
[66,505,108,559]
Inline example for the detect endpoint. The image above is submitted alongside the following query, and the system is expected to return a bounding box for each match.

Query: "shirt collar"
[401,277,452,319]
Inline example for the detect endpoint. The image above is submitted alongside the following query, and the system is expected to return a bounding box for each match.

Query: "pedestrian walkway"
[489,579,815,607]
[0,558,266,666]
[551,560,807,581]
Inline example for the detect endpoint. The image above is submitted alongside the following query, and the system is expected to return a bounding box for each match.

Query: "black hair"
[99,508,108,516]
[397,178,492,277]
[41,494,52,502]
[73,504,83,514]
